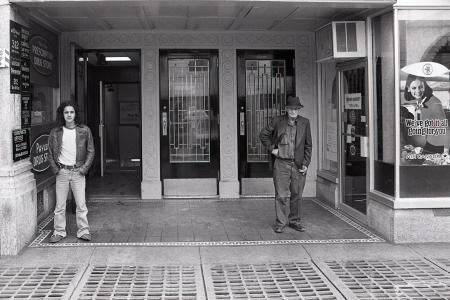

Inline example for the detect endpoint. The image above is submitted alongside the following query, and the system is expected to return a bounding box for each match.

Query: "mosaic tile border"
[311,199,384,241]
[29,199,384,248]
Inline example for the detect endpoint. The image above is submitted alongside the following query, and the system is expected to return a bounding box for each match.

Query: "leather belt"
[277,157,295,163]
[59,163,77,170]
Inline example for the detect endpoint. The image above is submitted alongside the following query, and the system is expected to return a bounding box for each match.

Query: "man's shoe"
[289,223,305,232]
[78,234,91,241]
[49,234,64,243]
[274,226,285,233]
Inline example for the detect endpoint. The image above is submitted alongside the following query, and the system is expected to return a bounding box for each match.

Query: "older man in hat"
[259,95,312,233]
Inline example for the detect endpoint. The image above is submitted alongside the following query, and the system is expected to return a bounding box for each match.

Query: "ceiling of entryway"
[12,0,394,33]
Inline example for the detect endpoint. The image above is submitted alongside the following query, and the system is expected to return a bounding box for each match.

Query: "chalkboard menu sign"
[21,94,32,127]
[10,21,30,94]
[10,21,21,94]
[12,128,30,162]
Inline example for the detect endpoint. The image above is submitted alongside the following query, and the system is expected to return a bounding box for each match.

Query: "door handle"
[240,112,245,135]
[99,124,104,138]
[161,112,167,136]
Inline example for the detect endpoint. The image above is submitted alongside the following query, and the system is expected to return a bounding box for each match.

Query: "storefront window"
[319,62,338,174]
[31,84,58,125]
[398,10,450,197]
[372,12,395,196]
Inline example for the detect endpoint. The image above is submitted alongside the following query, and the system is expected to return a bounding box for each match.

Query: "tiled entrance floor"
[30,199,382,247]
[86,171,140,199]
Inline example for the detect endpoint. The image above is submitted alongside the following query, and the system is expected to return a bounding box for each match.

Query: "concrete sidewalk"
[1,242,450,299]
[1,199,449,299]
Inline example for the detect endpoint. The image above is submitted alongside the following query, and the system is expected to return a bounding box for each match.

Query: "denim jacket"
[48,124,95,175]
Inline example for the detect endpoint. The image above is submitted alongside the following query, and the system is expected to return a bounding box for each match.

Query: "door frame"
[74,49,142,181]
[337,59,369,224]
[159,49,220,196]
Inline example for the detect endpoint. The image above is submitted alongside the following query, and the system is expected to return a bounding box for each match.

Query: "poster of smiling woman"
[400,61,450,166]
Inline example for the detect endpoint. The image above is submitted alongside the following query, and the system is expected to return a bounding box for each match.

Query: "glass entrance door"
[159,51,219,180]
[340,64,368,214]
[237,50,295,181]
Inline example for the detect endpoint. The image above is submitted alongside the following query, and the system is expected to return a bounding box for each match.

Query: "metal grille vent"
[205,261,342,299]
[0,266,78,299]
[77,265,201,300]
[324,259,450,299]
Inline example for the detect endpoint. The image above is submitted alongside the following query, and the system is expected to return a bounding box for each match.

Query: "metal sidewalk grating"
[320,259,450,299]
[204,261,344,300]
[75,265,204,300]
[0,265,79,299]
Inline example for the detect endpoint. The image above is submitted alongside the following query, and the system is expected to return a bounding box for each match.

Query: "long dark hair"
[404,75,433,101]
[56,101,80,126]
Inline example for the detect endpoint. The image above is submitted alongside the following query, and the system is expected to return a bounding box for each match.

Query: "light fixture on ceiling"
[105,56,131,62]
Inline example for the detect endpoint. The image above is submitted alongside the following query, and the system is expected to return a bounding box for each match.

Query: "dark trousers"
[273,158,306,227]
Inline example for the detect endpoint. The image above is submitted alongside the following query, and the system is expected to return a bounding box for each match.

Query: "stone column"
[218,46,239,198]
[141,46,162,198]
[0,2,37,255]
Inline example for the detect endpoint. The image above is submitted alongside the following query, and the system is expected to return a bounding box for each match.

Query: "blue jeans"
[54,168,90,238]
[273,158,306,228]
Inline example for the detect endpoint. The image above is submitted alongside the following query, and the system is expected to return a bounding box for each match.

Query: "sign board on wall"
[21,94,32,128]
[120,102,140,124]
[10,21,30,94]
[21,26,30,93]
[10,21,21,94]
[12,128,30,162]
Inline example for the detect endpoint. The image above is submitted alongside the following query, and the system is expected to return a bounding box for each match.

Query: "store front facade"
[2,0,450,255]
[316,0,450,242]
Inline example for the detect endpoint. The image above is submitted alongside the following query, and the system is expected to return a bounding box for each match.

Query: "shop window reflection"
[372,12,395,196]
[319,62,338,174]
[31,85,57,125]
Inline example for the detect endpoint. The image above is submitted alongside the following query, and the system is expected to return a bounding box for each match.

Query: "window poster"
[400,61,450,166]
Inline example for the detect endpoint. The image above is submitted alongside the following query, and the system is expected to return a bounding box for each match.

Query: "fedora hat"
[285,96,304,108]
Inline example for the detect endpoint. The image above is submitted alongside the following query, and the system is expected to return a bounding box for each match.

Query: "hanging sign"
[12,128,30,162]
[10,21,21,94]
[30,134,50,172]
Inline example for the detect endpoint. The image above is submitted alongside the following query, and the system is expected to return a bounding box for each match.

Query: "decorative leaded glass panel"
[168,59,210,163]
[246,60,286,162]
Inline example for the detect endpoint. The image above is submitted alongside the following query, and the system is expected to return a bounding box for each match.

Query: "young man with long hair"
[47,101,95,243]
